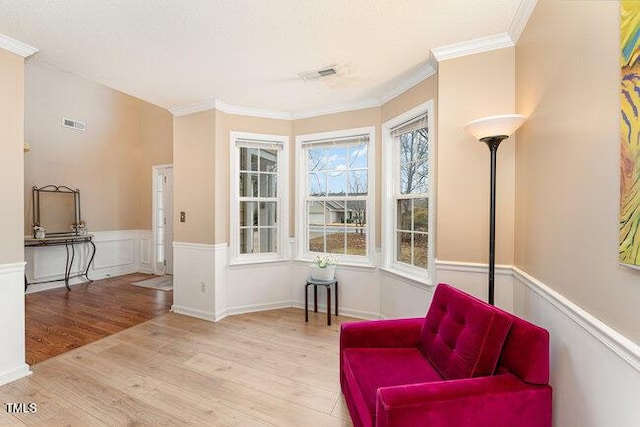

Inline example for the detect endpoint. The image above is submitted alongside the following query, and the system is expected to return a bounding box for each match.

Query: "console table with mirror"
[25,185,96,291]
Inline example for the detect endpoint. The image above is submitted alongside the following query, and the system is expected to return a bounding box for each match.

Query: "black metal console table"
[24,234,96,291]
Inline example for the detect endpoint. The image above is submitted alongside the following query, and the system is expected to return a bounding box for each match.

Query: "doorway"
[152,164,173,275]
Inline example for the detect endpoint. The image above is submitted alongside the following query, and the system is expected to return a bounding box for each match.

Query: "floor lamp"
[464,114,526,305]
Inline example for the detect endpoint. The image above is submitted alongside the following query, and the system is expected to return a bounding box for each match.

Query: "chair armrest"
[376,374,552,427]
[340,318,424,351]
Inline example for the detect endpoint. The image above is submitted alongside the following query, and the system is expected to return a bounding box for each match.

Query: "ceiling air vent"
[298,65,338,82]
[62,117,86,131]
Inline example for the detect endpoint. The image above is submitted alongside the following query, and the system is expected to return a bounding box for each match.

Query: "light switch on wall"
[180,211,186,222]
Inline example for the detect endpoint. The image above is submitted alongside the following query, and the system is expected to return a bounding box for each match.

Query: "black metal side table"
[304,277,338,326]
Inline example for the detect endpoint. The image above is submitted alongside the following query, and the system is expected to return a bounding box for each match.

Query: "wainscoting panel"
[379,270,433,319]
[0,262,32,386]
[227,259,293,316]
[171,242,215,321]
[25,230,153,293]
[512,268,640,427]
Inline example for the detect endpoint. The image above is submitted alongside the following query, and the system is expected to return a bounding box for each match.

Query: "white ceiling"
[0,0,529,116]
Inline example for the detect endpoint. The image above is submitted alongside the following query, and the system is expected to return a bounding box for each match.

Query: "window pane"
[413,161,429,194]
[326,227,345,254]
[400,162,427,195]
[397,199,412,231]
[348,170,368,196]
[259,149,278,172]
[260,202,277,226]
[308,228,325,253]
[240,228,258,254]
[397,232,412,264]
[240,172,258,197]
[260,173,277,198]
[346,200,366,228]
[240,148,260,171]
[326,146,348,171]
[414,198,429,232]
[325,200,345,225]
[414,233,428,269]
[240,201,258,226]
[348,144,368,169]
[309,172,326,196]
[327,170,347,195]
[260,227,277,253]
[308,148,326,171]
[308,201,326,226]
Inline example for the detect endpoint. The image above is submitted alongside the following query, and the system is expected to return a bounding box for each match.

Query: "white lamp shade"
[464,114,526,140]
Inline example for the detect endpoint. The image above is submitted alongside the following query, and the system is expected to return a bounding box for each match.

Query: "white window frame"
[382,100,435,285]
[230,131,289,265]
[295,126,376,266]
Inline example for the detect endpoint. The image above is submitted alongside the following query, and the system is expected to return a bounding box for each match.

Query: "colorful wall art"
[620,1,640,266]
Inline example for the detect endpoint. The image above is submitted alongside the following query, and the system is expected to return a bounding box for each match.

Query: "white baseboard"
[0,364,32,387]
[171,305,217,322]
[227,300,293,317]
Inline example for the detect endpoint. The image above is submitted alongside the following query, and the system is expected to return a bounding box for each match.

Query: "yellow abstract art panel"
[620,1,640,265]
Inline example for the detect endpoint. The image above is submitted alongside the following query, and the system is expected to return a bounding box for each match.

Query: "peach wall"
[381,76,438,123]
[24,63,139,233]
[24,62,172,234]
[173,110,216,244]
[437,48,516,265]
[0,49,25,264]
[515,0,640,343]
[138,102,173,229]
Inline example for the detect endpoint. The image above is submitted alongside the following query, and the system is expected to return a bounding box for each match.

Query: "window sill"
[379,267,433,289]
[292,258,377,271]
[229,257,291,268]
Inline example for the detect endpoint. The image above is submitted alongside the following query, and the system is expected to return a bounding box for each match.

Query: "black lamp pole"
[480,135,508,306]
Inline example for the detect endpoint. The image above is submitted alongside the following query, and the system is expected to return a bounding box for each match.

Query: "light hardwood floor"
[0,308,355,426]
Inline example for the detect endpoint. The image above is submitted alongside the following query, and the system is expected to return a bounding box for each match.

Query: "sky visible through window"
[308,143,368,196]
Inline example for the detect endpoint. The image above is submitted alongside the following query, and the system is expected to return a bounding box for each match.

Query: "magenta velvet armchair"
[340,283,552,427]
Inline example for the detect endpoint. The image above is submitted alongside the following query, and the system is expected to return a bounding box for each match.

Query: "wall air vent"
[62,117,86,131]
[298,65,338,82]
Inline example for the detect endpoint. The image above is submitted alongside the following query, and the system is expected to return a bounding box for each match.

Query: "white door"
[164,168,174,274]
[154,165,173,275]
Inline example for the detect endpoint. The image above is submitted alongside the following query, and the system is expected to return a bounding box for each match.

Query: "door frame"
[151,164,173,275]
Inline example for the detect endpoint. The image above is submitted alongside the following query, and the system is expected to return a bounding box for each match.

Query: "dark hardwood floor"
[25,273,172,365]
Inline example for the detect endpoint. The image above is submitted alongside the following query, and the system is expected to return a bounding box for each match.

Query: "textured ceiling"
[0,0,524,114]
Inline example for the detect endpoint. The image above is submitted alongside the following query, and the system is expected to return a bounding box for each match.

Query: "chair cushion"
[419,284,513,380]
[342,347,443,426]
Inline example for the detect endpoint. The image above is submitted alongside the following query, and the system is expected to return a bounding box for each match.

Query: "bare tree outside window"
[396,126,429,268]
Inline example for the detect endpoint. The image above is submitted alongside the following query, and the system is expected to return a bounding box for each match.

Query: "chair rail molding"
[513,266,640,372]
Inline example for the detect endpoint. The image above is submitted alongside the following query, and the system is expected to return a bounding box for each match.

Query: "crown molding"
[170,61,438,120]
[509,0,538,43]
[377,60,437,105]
[290,97,381,120]
[169,100,217,116]
[0,34,38,58]
[214,99,292,120]
[431,32,514,62]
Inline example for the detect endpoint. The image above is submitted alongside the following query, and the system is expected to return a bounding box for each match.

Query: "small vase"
[35,230,45,239]
[310,264,336,281]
